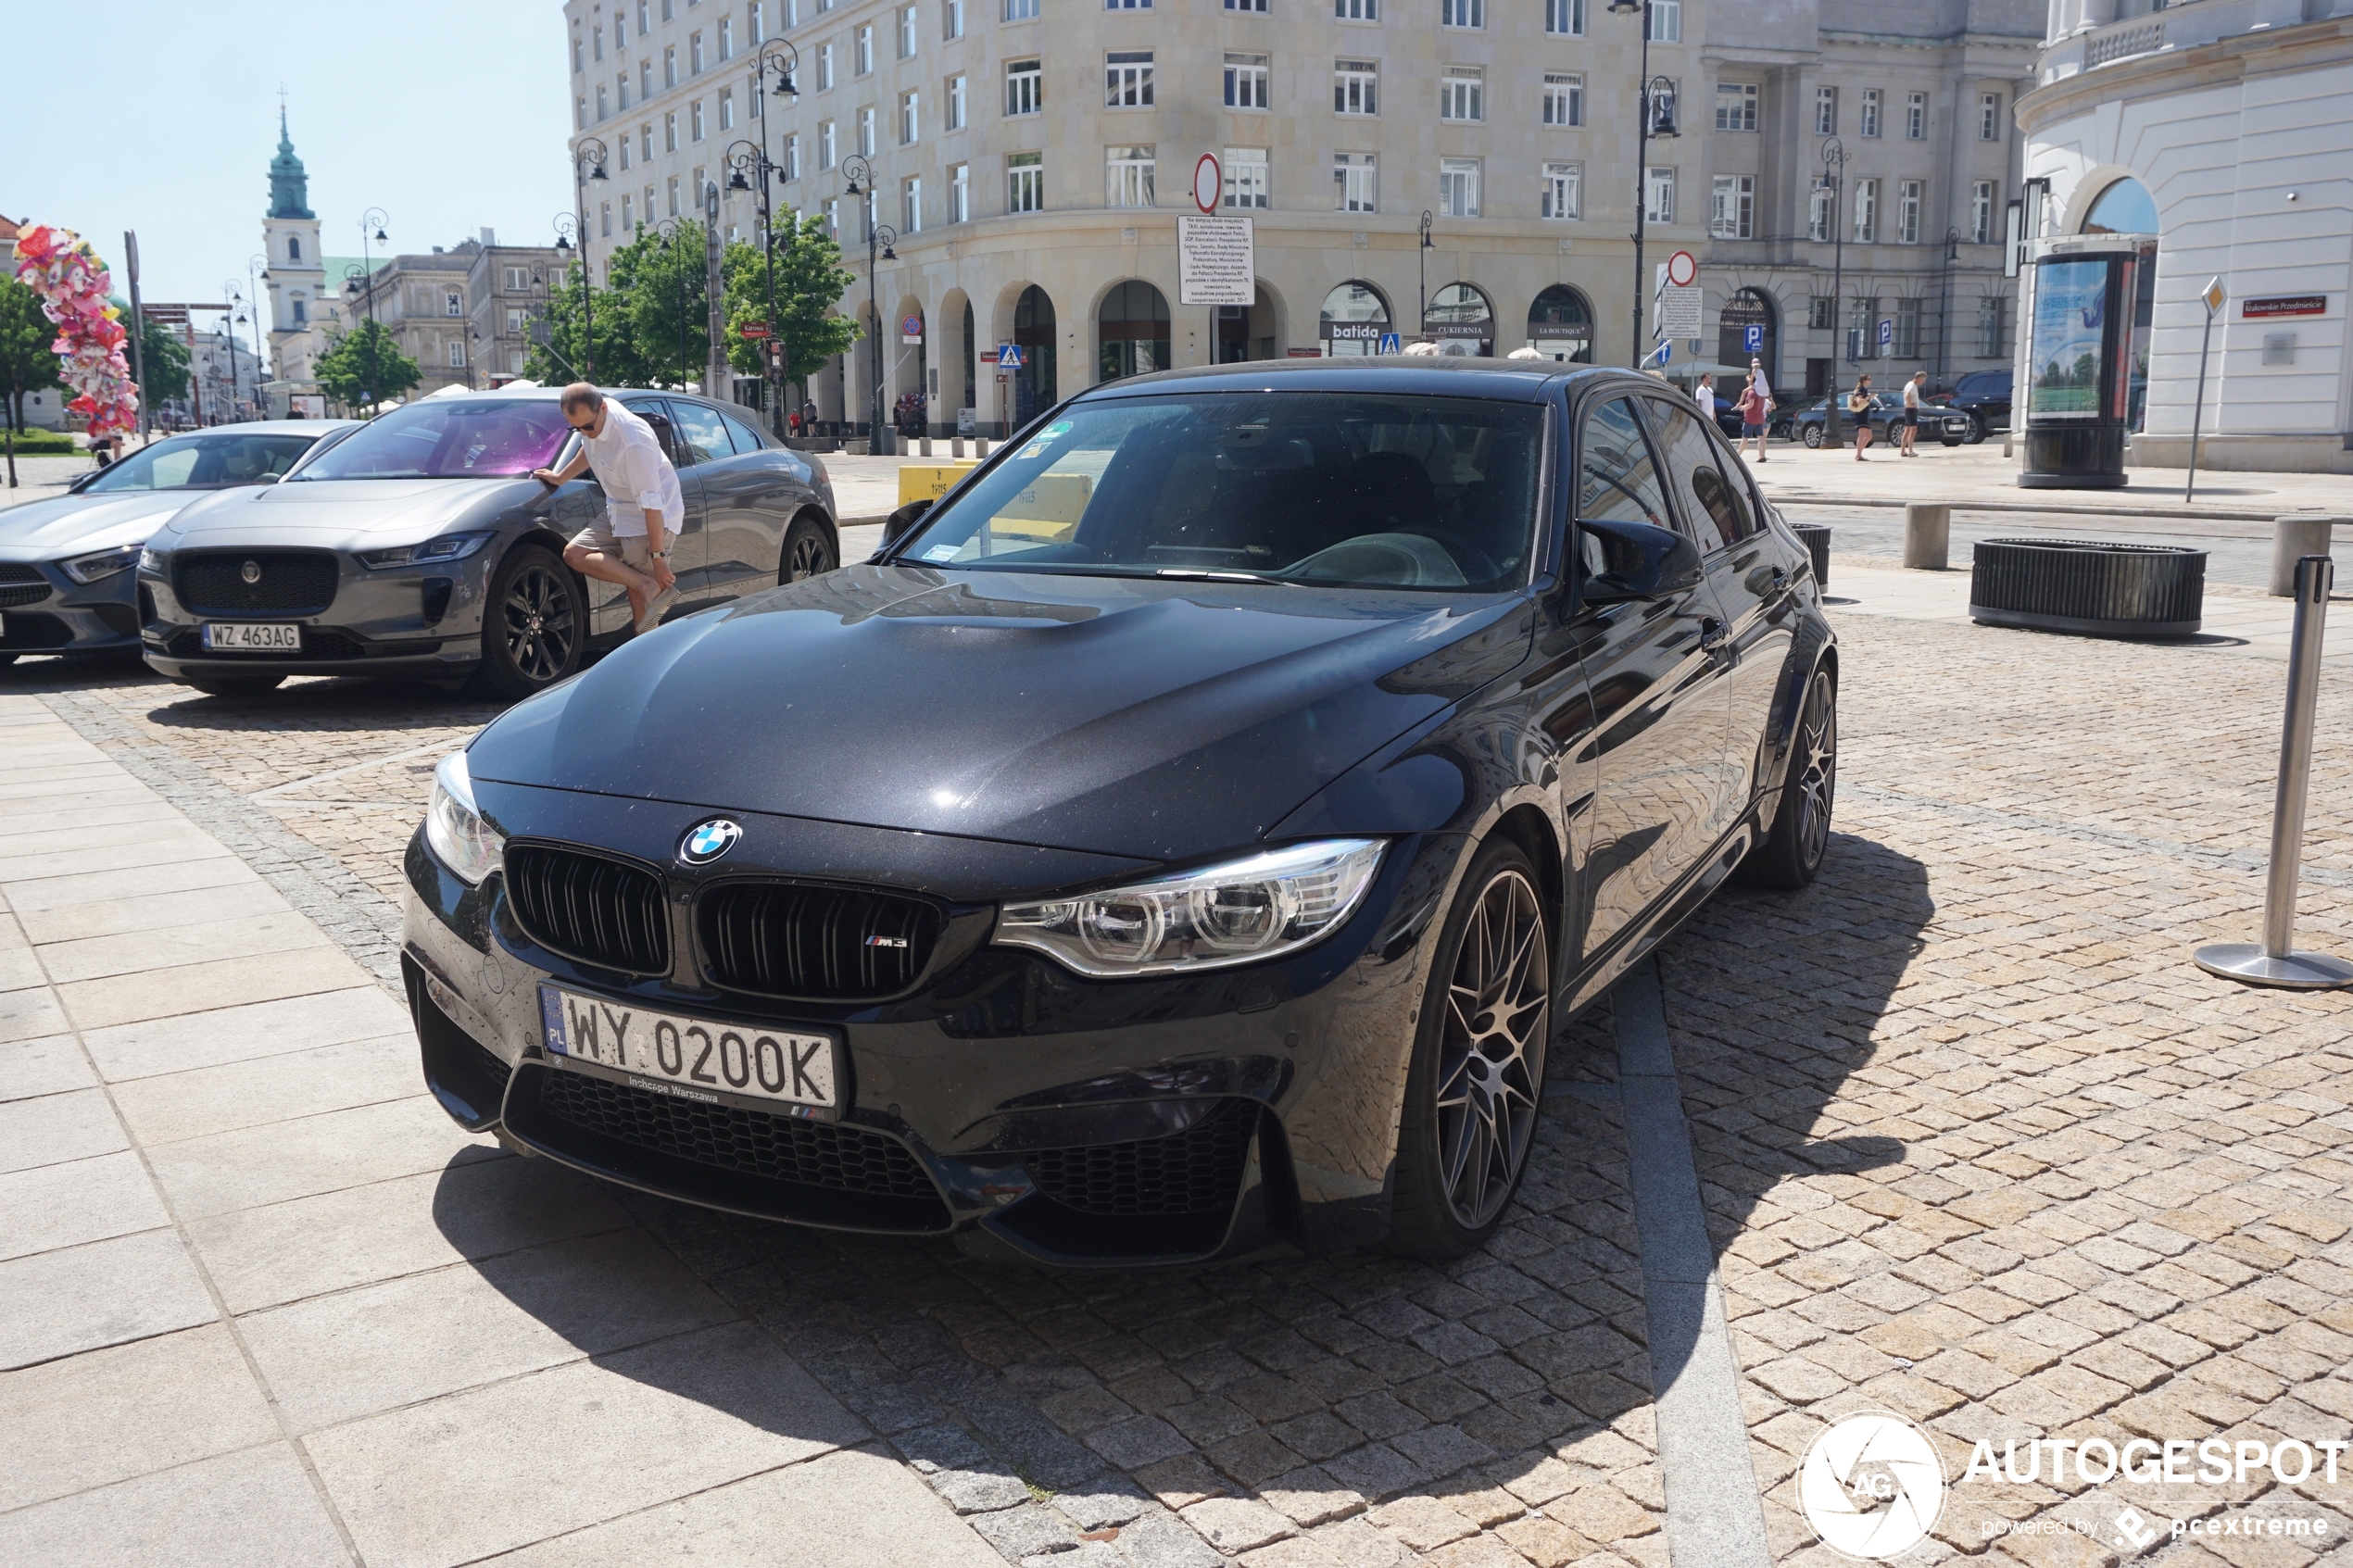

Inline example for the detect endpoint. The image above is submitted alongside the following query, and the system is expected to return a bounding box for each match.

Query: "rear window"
[899,392,1545,593]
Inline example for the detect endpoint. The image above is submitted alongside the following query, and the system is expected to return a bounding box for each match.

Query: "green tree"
[314,317,422,410]
[623,223,712,387]
[0,274,64,438]
[129,312,190,408]
[724,213,860,411]
[524,255,650,388]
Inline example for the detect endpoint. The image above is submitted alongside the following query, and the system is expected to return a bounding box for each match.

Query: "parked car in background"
[0,420,354,669]
[401,358,1840,1269]
[138,386,839,700]
[1791,395,1970,448]
[1935,370,2013,444]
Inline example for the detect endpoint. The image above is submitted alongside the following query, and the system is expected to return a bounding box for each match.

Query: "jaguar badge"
[241,559,262,584]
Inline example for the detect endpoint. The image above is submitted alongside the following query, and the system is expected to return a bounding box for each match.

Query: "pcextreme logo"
[1798,1411,1947,1561]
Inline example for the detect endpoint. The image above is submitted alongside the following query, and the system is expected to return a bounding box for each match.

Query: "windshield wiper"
[1152,567,1290,583]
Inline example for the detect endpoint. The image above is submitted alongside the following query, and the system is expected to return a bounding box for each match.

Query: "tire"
[470,545,584,701]
[1737,665,1837,891]
[1388,836,1552,1261]
[779,513,837,584]
[182,674,284,698]
[1963,412,1988,445]
[1802,423,1824,449]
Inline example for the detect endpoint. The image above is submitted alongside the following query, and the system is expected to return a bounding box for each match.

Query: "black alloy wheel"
[1738,666,1838,890]
[182,674,286,698]
[1390,837,1551,1258]
[1963,412,1989,445]
[779,514,837,584]
[1802,422,1825,449]
[474,546,583,700]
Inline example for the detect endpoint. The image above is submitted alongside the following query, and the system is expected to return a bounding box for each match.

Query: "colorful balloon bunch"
[10,224,141,439]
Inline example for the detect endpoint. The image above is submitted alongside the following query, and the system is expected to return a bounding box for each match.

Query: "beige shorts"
[568,523,654,570]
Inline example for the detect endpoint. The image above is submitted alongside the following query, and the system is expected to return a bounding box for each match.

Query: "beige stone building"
[563,0,2037,433]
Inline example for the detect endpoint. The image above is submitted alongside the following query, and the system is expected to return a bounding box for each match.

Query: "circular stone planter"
[1969,538,2208,638]
[1790,523,1831,590]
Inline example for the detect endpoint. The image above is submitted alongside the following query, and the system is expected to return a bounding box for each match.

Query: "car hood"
[158,476,554,549]
[468,564,1534,863]
[0,489,207,558]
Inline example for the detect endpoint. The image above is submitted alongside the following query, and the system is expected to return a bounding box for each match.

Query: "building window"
[600,200,613,236]
[293,297,308,324]
[623,193,635,228]
[903,175,923,231]
[574,34,585,72]
[618,74,630,111]
[825,200,839,238]
[1815,86,1835,135]
[597,84,610,119]
[1542,72,1581,127]
[820,121,836,168]
[856,25,874,73]
[692,98,706,140]
[1004,0,1038,17]
[1105,0,1151,8]
[1439,67,1482,121]
[1009,150,1044,212]
[595,22,605,60]
[951,162,970,221]
[899,4,918,56]
[1859,88,1880,137]
[786,132,801,180]
[900,90,919,141]
[944,0,963,34]
[1334,151,1377,211]
[1542,161,1579,220]
[1335,0,1376,19]
[817,44,834,90]
[577,95,586,130]
[1980,93,2002,141]
[1335,59,1378,115]
[1545,0,1584,34]
[1906,91,1926,139]
[665,110,679,150]
[1645,0,1679,42]
[1805,296,1831,330]
[1808,179,1831,242]
[1007,57,1042,115]
[948,74,967,129]
[1892,296,1919,357]
[642,60,653,99]
[1225,53,1270,108]
[1710,174,1754,238]
[1106,51,1153,107]
[507,305,528,331]
[1227,0,1269,10]
[720,87,735,130]
[1225,145,1268,207]
[691,32,705,73]
[450,340,467,368]
[505,267,527,289]
[750,2,763,42]
[1107,144,1156,206]
[858,106,875,155]
[619,135,632,170]
[1976,297,2006,357]
[646,182,658,218]
[1441,0,1483,27]
[720,15,734,57]
[1645,166,1674,223]
[287,235,302,261]
[1848,296,1875,359]
[1898,179,1921,244]
[641,125,653,161]
[1439,157,1479,217]
[1853,178,1878,242]
[1971,180,1995,245]
[1714,82,1756,132]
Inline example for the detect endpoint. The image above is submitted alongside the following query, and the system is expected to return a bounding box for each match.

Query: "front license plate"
[202,622,301,652]
[538,985,839,1113]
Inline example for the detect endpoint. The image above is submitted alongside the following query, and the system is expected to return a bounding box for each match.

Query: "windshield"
[898,392,1545,593]
[83,431,320,493]
[288,399,571,480]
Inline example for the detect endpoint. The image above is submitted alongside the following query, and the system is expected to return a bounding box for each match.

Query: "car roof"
[453,384,731,410]
[1075,358,1648,405]
[164,420,357,436]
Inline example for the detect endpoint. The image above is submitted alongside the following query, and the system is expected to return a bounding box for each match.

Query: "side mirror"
[66,470,101,494]
[1576,518,1701,605]
[883,498,932,549]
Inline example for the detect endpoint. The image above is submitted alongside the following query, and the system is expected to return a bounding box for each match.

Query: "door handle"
[1769,565,1788,590]
[1699,618,1730,654]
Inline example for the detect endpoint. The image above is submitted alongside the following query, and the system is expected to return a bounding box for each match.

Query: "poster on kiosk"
[2018,232,2157,490]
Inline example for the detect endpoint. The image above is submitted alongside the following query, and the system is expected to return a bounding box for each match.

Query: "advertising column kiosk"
[2019,232,2157,489]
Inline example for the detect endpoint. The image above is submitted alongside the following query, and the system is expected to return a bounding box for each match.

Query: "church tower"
[261,108,324,388]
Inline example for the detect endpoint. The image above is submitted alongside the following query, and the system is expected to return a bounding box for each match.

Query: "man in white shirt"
[532,383,684,633]
[1899,370,1928,458]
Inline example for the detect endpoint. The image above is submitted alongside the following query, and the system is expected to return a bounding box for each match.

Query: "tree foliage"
[724,212,861,410]
[130,312,190,407]
[0,274,64,433]
[314,317,422,409]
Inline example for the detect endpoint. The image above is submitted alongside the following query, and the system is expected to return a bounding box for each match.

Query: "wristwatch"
[651,549,670,558]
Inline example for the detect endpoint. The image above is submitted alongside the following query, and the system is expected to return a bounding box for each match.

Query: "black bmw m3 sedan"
[401,358,1837,1267]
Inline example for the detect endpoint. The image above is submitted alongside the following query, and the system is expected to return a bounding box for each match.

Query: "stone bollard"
[2270,515,2342,596]
[951,438,965,458]
[975,436,991,457]
[1904,503,1950,571]
[919,437,933,457]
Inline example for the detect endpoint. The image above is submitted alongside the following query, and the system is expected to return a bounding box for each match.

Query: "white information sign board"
[1655,285,1703,339]
[1178,215,1255,307]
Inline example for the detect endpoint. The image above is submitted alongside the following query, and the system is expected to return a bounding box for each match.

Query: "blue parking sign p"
[1877,319,1893,346]
[1743,324,1764,354]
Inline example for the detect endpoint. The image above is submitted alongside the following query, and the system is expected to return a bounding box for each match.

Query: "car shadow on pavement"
[435,826,1936,1563]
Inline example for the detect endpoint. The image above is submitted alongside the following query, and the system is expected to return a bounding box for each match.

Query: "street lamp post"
[247,253,270,411]
[1820,136,1848,448]
[567,141,610,378]
[739,41,801,436]
[1418,210,1434,336]
[654,218,687,384]
[552,211,585,381]
[839,156,899,454]
[1607,0,1679,370]
[357,208,388,327]
[221,282,248,419]
[1938,226,1961,381]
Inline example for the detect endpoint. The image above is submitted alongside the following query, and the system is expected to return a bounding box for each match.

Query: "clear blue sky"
[5,2,571,311]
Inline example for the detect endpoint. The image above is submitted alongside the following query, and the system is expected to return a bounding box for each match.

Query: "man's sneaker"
[635,586,681,634]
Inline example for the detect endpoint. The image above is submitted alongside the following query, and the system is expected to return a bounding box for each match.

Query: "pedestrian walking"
[532,383,683,635]
[1899,370,1927,458]
[1847,375,1876,460]
[1737,373,1770,462]
[1693,371,1718,424]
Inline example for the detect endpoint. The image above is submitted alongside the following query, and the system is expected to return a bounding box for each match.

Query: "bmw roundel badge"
[679,818,743,865]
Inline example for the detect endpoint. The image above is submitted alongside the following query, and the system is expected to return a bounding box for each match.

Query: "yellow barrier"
[990,473,1092,541]
[897,460,980,506]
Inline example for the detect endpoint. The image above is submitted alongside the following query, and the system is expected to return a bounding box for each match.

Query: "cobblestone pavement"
[7,589,2353,1565]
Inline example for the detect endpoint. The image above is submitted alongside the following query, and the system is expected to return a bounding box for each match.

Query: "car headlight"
[359,533,493,570]
[995,839,1386,978]
[138,544,167,575]
[62,545,144,584]
[424,750,505,885]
